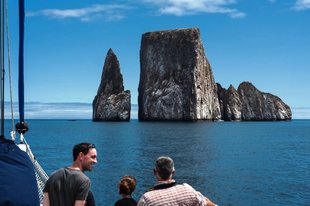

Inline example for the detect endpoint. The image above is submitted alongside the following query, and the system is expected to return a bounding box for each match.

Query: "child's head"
[119,176,136,196]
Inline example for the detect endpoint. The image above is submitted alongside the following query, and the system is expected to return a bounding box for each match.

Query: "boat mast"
[18,0,24,123]
[0,0,5,139]
[16,0,28,135]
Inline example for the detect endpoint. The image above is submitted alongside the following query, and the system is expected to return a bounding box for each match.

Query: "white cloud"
[5,102,138,119]
[142,0,246,18]
[293,0,310,10]
[25,1,247,21]
[292,107,310,119]
[26,4,132,22]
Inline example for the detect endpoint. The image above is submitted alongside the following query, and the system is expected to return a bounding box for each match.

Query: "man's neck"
[70,162,83,172]
[156,179,175,185]
[151,179,176,191]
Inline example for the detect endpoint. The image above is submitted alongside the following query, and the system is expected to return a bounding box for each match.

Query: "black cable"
[0,0,5,138]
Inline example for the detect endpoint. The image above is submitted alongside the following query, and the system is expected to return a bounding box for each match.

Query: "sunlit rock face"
[237,82,291,121]
[93,48,130,121]
[218,81,292,121]
[138,28,221,121]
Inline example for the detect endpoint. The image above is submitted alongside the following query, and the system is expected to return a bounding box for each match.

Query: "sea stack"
[217,81,292,121]
[92,48,131,121]
[138,28,221,121]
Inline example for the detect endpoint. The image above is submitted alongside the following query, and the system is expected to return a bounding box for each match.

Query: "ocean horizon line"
[3,102,309,120]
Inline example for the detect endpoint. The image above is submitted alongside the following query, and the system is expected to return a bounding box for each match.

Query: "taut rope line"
[5,0,16,139]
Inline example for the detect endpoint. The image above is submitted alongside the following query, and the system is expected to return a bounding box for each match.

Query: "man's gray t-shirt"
[44,167,90,206]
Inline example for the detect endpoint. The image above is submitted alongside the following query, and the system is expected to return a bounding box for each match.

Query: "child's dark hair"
[119,176,136,195]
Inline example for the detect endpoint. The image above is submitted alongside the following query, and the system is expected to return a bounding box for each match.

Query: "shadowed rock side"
[217,82,292,121]
[93,48,130,121]
[138,28,221,121]
[217,83,242,121]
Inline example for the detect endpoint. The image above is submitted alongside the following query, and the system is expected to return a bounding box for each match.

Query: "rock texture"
[93,48,130,121]
[217,83,242,121]
[217,82,292,121]
[138,28,221,121]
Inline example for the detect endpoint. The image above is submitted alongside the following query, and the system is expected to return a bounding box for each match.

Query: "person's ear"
[78,152,84,160]
[153,168,157,176]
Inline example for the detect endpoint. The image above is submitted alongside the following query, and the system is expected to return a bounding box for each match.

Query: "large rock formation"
[138,28,221,121]
[93,48,130,121]
[217,82,292,121]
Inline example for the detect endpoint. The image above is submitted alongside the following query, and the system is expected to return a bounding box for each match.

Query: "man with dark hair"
[137,156,217,206]
[43,142,97,206]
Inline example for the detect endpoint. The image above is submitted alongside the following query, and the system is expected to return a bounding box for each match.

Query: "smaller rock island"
[217,82,292,121]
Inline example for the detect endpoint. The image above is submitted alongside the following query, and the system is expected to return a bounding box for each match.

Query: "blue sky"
[4,0,310,119]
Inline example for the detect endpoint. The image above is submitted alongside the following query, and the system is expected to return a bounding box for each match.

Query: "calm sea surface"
[5,119,310,206]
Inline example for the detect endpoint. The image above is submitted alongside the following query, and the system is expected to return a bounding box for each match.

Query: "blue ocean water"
[5,119,310,206]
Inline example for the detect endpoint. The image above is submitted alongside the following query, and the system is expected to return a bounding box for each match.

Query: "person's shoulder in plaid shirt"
[137,156,217,206]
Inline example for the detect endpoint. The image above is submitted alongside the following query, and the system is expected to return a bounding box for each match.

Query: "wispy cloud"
[26,4,132,22]
[142,0,246,18]
[5,102,138,119]
[5,102,309,120]
[293,0,310,10]
[5,102,92,119]
[292,107,310,119]
[25,1,248,21]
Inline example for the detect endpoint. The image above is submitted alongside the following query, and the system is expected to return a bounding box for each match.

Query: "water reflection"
[136,121,216,195]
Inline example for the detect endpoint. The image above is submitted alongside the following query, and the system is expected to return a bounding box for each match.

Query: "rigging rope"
[19,134,49,204]
[5,0,16,138]
[0,0,4,138]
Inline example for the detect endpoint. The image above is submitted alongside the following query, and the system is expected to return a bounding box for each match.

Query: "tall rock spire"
[93,48,131,121]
